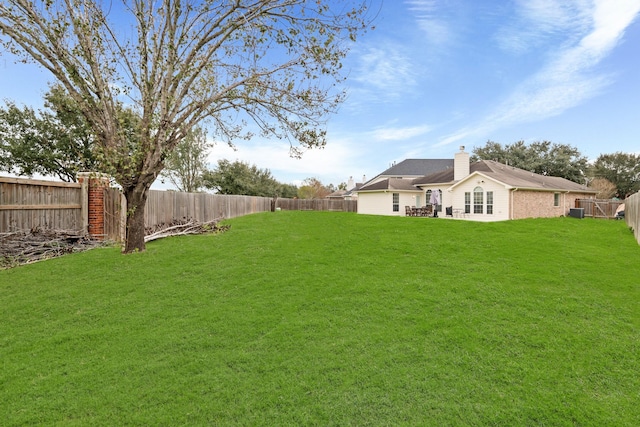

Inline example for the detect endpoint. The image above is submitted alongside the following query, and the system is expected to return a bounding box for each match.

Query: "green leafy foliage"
[590,152,640,197]
[0,85,98,182]
[472,140,589,183]
[159,127,211,193]
[202,159,297,197]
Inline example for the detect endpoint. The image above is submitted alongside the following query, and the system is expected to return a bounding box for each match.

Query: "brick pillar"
[77,172,110,239]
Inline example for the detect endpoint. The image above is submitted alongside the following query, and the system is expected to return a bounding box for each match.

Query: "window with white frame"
[473,187,483,214]
[487,191,494,214]
[554,193,560,207]
[392,193,399,212]
[464,192,471,214]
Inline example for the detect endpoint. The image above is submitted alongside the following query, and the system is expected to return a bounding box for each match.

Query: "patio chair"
[405,206,413,216]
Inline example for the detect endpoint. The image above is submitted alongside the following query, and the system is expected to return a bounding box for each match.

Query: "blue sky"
[1,0,639,189]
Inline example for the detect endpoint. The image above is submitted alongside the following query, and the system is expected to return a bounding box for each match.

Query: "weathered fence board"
[144,191,274,228]
[575,199,624,219]
[1,175,358,241]
[0,176,82,232]
[104,188,126,242]
[625,192,640,245]
[275,198,357,212]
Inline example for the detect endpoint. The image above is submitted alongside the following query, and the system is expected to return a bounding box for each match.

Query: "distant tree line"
[201,160,299,198]
[471,140,640,198]
[1,87,637,199]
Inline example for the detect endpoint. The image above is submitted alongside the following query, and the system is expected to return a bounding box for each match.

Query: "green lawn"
[1,212,639,426]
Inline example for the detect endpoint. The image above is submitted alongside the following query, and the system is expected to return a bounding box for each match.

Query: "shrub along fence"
[625,191,640,245]
[2,175,357,241]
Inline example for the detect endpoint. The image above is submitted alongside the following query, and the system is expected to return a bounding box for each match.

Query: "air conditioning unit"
[568,208,584,219]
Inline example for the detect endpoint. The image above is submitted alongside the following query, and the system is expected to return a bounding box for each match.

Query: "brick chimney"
[454,146,470,181]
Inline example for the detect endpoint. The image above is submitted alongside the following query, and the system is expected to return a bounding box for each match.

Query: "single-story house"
[356,147,597,221]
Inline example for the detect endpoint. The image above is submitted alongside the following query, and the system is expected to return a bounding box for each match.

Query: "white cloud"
[405,0,456,47]
[495,0,591,54]
[350,43,418,103]
[369,124,432,141]
[436,0,640,148]
[205,137,360,186]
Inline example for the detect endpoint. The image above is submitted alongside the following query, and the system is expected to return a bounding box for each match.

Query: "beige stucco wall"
[357,191,419,216]
[511,191,594,219]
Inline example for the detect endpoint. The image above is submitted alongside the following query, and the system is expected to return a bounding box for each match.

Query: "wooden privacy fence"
[2,175,358,241]
[104,187,126,241]
[575,199,624,219]
[275,198,357,212]
[0,176,83,232]
[625,191,640,245]
[145,191,273,226]
[104,190,357,241]
[102,190,275,241]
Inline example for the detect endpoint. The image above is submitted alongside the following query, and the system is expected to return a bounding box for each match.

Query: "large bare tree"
[0,0,372,252]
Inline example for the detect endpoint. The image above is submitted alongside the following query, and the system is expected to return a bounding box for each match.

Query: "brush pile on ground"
[1,219,230,268]
[0,229,106,269]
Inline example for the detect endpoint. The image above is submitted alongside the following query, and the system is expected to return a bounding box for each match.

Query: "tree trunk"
[123,185,150,253]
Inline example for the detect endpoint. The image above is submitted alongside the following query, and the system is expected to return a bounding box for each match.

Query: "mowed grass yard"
[1,211,639,426]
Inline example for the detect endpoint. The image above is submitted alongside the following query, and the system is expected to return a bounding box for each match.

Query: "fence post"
[77,172,111,239]
[79,174,89,233]
[120,192,127,242]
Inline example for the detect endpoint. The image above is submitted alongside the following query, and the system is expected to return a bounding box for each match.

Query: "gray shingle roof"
[358,178,422,192]
[470,160,594,192]
[378,159,453,177]
[414,160,595,192]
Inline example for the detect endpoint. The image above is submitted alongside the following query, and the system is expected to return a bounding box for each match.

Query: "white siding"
[357,191,417,216]
[449,177,511,221]
[420,185,451,214]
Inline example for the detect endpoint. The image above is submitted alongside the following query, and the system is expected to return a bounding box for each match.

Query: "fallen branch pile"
[1,219,230,269]
[145,218,230,242]
[1,229,106,269]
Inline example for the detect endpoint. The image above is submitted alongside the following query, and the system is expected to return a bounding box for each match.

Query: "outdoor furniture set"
[405,205,434,217]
